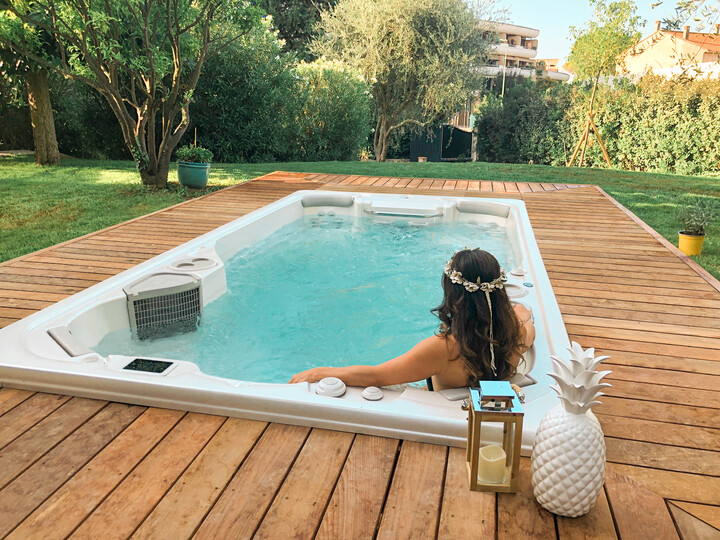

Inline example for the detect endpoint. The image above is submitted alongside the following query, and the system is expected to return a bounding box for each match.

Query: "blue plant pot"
[177,161,210,189]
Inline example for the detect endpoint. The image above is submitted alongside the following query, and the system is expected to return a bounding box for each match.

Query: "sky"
[502,0,682,63]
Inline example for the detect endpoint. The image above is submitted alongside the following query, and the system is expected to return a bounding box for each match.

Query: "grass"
[1,154,718,279]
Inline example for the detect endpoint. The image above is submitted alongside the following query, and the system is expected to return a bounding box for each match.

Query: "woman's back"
[431,303,535,390]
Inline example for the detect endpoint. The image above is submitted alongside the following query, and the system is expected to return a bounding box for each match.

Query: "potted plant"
[176,145,213,189]
[677,198,715,256]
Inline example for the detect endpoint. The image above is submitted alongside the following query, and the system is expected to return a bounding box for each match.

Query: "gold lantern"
[466,380,523,492]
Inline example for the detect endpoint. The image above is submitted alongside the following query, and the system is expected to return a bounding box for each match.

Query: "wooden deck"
[0,172,718,539]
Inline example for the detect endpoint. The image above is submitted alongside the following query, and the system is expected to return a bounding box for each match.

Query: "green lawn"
[1,154,718,279]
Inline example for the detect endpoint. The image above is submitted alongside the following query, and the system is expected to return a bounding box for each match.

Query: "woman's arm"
[513,303,536,355]
[289,335,451,387]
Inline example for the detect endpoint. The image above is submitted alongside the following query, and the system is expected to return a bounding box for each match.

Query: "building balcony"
[479,65,536,78]
[483,21,540,38]
[491,43,538,60]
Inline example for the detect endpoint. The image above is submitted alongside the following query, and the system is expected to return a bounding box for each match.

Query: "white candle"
[477,444,507,484]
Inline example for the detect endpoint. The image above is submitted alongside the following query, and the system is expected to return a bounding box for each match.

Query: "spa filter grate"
[124,272,202,340]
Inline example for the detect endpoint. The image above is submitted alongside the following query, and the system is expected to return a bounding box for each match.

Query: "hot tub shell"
[0,191,570,453]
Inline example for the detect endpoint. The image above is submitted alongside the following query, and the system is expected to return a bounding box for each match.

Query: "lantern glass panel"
[466,382,523,492]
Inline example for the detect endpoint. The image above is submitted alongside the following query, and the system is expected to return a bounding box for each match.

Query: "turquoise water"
[95,214,516,383]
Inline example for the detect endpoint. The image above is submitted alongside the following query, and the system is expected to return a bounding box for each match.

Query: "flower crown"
[443,259,507,293]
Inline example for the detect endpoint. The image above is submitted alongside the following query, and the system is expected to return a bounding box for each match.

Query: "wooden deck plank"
[0,393,71,450]
[6,408,183,540]
[605,438,719,476]
[0,398,106,489]
[254,429,354,539]
[556,489,618,540]
[564,314,720,339]
[316,435,398,540]
[437,447,495,538]
[597,414,720,452]
[71,413,225,540]
[132,418,266,540]
[597,396,718,429]
[2,173,720,537]
[610,464,720,505]
[0,403,145,538]
[604,364,720,391]
[668,503,720,540]
[602,380,720,409]
[0,388,34,416]
[604,468,680,540]
[194,423,309,539]
[376,441,447,540]
[670,501,720,531]
[498,459,556,539]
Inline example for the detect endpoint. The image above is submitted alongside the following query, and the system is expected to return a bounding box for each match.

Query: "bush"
[474,75,720,176]
[677,197,716,235]
[184,25,372,163]
[183,23,299,163]
[176,145,213,163]
[291,59,372,161]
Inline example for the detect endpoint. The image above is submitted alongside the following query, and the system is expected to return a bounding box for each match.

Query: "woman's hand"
[288,367,331,384]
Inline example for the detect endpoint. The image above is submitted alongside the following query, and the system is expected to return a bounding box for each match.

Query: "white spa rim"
[0,191,570,453]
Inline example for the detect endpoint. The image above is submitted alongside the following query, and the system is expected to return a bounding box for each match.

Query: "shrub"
[677,197,716,236]
[474,75,720,176]
[176,145,213,163]
[291,58,372,161]
[183,23,299,163]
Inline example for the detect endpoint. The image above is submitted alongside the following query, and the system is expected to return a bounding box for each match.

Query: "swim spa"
[0,191,570,452]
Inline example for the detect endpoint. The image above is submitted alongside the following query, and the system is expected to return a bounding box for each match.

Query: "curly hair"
[431,249,524,384]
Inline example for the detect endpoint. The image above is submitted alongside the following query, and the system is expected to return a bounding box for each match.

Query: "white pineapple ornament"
[531,342,612,518]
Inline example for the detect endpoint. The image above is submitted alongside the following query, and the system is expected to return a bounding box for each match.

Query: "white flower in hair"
[465,282,479,292]
[444,256,506,294]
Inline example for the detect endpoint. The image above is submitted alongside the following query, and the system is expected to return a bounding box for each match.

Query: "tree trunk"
[25,68,60,166]
[374,121,390,162]
[139,155,171,188]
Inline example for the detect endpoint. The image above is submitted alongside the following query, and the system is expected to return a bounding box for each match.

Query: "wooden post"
[590,117,612,167]
[578,115,591,168]
[568,121,590,167]
[566,71,612,168]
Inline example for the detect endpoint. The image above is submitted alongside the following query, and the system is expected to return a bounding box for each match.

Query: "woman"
[289,248,535,390]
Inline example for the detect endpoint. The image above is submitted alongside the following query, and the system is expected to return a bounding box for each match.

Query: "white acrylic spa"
[0,191,570,453]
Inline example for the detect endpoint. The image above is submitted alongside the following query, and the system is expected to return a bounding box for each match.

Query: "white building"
[481,22,570,83]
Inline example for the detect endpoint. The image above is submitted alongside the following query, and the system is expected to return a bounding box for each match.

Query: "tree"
[313,0,495,162]
[656,1,720,31]
[566,0,644,167]
[0,16,60,165]
[567,0,644,80]
[257,0,333,61]
[0,1,262,187]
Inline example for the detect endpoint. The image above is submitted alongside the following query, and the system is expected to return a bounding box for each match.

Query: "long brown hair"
[431,249,523,383]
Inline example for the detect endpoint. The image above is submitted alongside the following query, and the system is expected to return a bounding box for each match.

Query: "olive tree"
[656,1,720,31]
[313,0,496,162]
[1,0,262,186]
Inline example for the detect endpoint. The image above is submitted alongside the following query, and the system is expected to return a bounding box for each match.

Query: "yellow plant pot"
[678,231,706,256]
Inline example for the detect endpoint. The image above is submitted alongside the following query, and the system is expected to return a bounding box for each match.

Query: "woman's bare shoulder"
[418,334,458,358]
[513,303,532,323]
